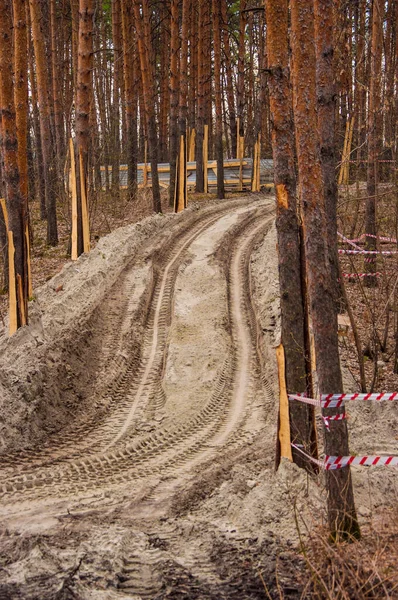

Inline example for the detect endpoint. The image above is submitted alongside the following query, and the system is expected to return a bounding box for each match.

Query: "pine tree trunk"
[29,0,58,245]
[121,0,137,200]
[314,0,342,310]
[266,0,314,471]
[111,0,121,198]
[195,0,205,192]
[365,0,383,285]
[133,0,161,213]
[75,0,94,256]
[169,0,180,205]
[213,0,224,199]
[0,0,29,329]
[221,0,237,159]
[290,0,359,540]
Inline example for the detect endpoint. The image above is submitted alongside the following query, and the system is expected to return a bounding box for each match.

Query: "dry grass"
[292,508,398,599]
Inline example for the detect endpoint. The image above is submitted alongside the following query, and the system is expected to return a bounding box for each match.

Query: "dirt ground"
[0,194,397,599]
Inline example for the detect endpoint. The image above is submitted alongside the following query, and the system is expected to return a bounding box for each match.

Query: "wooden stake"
[236,118,241,159]
[176,134,186,212]
[16,274,26,326]
[252,134,261,192]
[25,223,33,298]
[70,138,78,261]
[276,344,293,461]
[8,230,17,336]
[0,198,8,230]
[189,128,196,162]
[344,116,355,185]
[338,119,350,185]
[143,140,148,187]
[79,148,91,253]
[203,124,209,194]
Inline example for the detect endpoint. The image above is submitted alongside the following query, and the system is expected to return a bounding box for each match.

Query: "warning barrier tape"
[337,232,362,250]
[341,272,382,278]
[322,413,347,430]
[291,445,398,470]
[291,444,325,468]
[325,455,398,470]
[349,233,398,244]
[338,249,398,255]
[289,392,398,409]
[322,392,398,403]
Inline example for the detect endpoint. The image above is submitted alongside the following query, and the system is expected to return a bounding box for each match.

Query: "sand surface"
[0,195,396,599]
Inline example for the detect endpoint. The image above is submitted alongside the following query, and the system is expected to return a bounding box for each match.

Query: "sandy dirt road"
[0,195,396,599]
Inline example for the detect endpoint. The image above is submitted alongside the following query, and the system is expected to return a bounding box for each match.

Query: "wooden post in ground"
[79,149,91,253]
[203,124,209,193]
[70,138,78,261]
[143,140,148,187]
[25,224,33,298]
[8,231,17,336]
[252,133,261,192]
[338,120,350,185]
[189,128,195,162]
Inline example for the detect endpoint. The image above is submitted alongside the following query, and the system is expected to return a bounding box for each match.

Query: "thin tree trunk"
[213,0,224,199]
[290,0,359,540]
[0,0,29,329]
[169,0,180,205]
[365,0,383,284]
[29,0,58,245]
[75,0,94,255]
[221,0,237,158]
[133,0,161,213]
[111,0,121,198]
[121,0,137,200]
[314,0,342,310]
[266,0,314,472]
[195,0,205,192]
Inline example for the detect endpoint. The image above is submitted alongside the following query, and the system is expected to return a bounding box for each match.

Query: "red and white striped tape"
[289,392,398,409]
[322,413,347,430]
[291,445,398,470]
[341,272,382,278]
[337,232,362,250]
[349,233,398,244]
[338,249,398,255]
[325,455,398,470]
[288,393,321,407]
[322,392,398,404]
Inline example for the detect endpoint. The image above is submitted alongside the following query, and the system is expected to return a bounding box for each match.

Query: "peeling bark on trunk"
[314,0,342,310]
[290,0,359,540]
[133,0,161,213]
[75,0,94,256]
[213,0,224,199]
[169,0,180,205]
[0,0,29,328]
[265,0,314,472]
[121,0,137,200]
[29,0,58,245]
[365,0,383,285]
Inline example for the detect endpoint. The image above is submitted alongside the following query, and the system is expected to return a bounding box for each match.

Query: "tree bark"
[314,0,342,310]
[29,0,58,245]
[266,0,314,471]
[213,0,224,199]
[290,0,359,540]
[121,0,137,200]
[0,0,29,329]
[169,0,180,205]
[365,0,383,284]
[133,0,161,213]
[75,0,94,256]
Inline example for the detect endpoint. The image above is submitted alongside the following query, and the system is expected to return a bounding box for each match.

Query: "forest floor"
[0,190,397,599]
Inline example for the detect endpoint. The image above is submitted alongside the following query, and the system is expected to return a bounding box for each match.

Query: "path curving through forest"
[0,196,303,599]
